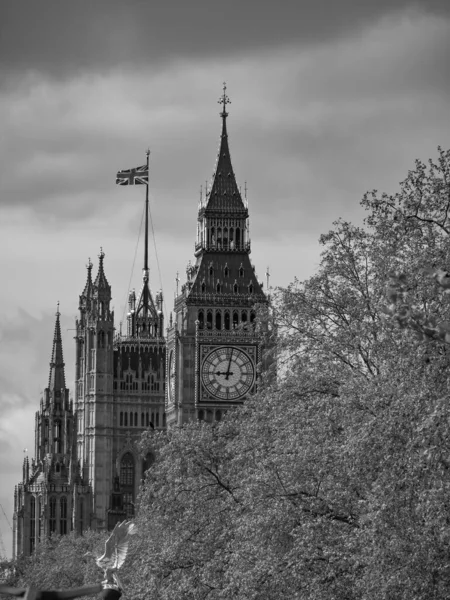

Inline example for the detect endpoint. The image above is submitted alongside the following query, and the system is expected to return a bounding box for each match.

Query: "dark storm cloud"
[1,0,449,81]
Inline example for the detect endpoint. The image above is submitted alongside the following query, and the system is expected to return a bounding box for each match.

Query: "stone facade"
[13,90,268,556]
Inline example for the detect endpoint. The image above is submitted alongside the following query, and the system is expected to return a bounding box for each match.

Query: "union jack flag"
[116,164,149,185]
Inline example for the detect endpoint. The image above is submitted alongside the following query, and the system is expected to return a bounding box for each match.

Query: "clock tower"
[166,86,267,426]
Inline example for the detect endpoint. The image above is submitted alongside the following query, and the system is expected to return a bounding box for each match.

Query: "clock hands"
[225,348,233,380]
[215,350,235,380]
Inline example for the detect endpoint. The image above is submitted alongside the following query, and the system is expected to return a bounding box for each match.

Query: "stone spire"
[82,258,93,297]
[203,83,247,215]
[94,248,110,292]
[48,303,66,391]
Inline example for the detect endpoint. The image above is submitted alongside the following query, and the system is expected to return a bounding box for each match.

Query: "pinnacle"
[81,257,93,298]
[48,306,66,391]
[203,89,247,215]
[94,247,111,291]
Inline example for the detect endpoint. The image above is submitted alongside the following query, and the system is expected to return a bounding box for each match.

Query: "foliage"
[7,148,450,599]
[129,147,450,599]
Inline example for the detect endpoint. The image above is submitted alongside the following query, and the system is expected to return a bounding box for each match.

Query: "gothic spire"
[82,258,93,297]
[94,248,110,291]
[48,303,66,391]
[203,83,247,214]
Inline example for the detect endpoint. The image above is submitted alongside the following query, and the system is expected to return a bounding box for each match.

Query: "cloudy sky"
[1,0,449,558]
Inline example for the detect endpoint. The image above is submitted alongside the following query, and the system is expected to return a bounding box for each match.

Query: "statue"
[85,520,136,595]
[0,521,136,600]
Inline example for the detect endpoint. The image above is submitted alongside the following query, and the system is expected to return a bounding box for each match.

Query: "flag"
[116,164,148,185]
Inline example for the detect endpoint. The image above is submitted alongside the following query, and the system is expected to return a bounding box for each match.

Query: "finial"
[86,257,93,271]
[146,148,150,157]
[56,301,60,317]
[218,82,231,118]
[99,246,104,260]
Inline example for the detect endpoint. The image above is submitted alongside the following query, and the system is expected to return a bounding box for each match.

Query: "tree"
[132,148,450,600]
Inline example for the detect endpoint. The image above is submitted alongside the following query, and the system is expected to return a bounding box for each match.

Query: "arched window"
[217,227,222,248]
[141,412,144,427]
[223,227,228,248]
[120,453,135,518]
[146,413,149,427]
[224,265,229,277]
[49,496,56,533]
[134,412,138,427]
[155,412,159,427]
[60,497,67,534]
[120,412,123,426]
[124,412,128,427]
[216,410,222,422]
[224,311,230,330]
[30,496,36,553]
[207,310,213,330]
[38,496,42,543]
[201,281,206,293]
[233,282,238,294]
[215,311,222,330]
[239,266,244,277]
[241,311,248,324]
[53,419,62,453]
[250,311,256,327]
[236,227,241,249]
[233,311,239,329]
[216,281,221,293]
[98,330,105,348]
[249,283,254,294]
[198,409,204,421]
[163,412,166,427]
[198,310,204,329]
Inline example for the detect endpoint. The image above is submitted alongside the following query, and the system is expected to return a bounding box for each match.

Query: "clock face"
[201,346,255,401]
[168,350,175,402]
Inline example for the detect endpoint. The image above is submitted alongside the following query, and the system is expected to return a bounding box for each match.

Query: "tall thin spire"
[94,247,110,290]
[82,258,93,297]
[48,302,66,391]
[203,83,246,214]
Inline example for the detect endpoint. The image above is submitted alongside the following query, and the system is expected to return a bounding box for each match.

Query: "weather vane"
[218,82,231,117]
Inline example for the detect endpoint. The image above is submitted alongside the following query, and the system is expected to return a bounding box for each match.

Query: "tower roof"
[94,248,110,292]
[203,84,247,215]
[82,258,93,298]
[48,303,66,391]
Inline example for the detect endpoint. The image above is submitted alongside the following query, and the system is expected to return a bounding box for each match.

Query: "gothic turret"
[48,304,66,393]
[37,305,72,459]
[14,306,91,557]
[166,86,268,429]
[195,84,250,256]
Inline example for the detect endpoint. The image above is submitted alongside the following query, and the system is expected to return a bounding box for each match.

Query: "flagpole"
[144,149,150,276]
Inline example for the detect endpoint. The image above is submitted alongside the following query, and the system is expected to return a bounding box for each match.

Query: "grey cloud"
[1,0,449,82]
[0,310,75,414]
